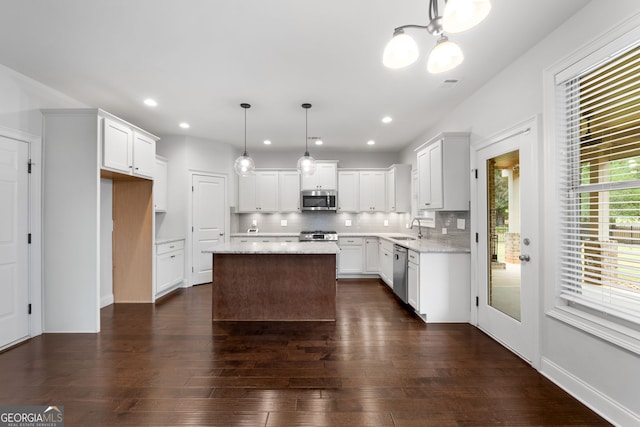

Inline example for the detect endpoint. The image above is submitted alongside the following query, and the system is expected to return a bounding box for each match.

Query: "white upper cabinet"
[102,116,157,179]
[337,171,359,212]
[103,118,133,174]
[300,161,337,190]
[154,156,168,212]
[238,171,279,212]
[359,171,386,212]
[279,170,300,212]
[386,164,411,213]
[132,131,156,178]
[416,133,469,211]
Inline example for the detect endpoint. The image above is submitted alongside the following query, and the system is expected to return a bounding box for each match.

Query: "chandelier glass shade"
[234,103,255,177]
[383,0,490,73]
[297,103,316,176]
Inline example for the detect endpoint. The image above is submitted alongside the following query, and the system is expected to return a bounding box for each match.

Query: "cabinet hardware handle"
[169,245,175,248]
[170,255,176,258]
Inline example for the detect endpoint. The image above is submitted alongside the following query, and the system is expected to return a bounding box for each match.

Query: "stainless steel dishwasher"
[393,245,408,303]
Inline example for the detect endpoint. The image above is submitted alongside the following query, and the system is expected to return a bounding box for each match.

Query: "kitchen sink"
[391,236,417,241]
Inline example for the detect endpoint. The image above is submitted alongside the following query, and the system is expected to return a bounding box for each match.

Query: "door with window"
[474,122,538,362]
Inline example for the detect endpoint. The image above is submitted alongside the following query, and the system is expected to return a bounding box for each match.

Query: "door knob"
[519,254,530,262]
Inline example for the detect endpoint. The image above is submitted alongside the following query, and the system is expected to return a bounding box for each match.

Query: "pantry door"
[191,174,227,285]
[473,120,539,364]
[0,136,30,349]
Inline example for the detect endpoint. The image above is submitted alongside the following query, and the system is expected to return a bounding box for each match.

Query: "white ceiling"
[0,0,589,153]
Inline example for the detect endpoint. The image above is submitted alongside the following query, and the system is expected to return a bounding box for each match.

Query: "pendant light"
[297,103,317,176]
[234,103,255,176]
[382,0,490,74]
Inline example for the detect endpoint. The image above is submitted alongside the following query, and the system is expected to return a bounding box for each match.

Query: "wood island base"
[212,253,336,321]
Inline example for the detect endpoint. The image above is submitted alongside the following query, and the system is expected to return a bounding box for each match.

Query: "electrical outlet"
[442,227,448,235]
[345,219,352,227]
[280,220,287,227]
[457,218,466,230]
[383,220,389,227]
[251,219,257,227]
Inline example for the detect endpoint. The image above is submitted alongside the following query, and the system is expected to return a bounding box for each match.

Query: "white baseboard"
[541,357,639,426]
[100,294,114,308]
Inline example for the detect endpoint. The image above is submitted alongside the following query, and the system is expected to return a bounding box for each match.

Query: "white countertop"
[205,241,340,254]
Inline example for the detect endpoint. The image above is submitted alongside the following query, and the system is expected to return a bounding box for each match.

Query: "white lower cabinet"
[338,237,364,275]
[378,239,394,288]
[416,252,470,322]
[407,250,419,309]
[364,237,379,273]
[156,239,185,297]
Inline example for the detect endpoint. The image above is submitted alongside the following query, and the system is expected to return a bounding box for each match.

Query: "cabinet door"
[238,174,257,212]
[417,140,443,209]
[387,169,396,212]
[154,158,168,212]
[256,171,279,212]
[408,250,419,309]
[364,238,379,273]
[132,131,156,178]
[301,162,337,190]
[338,171,359,212]
[279,171,300,212]
[359,171,386,211]
[157,251,174,293]
[103,118,132,174]
[169,250,185,286]
[338,244,363,274]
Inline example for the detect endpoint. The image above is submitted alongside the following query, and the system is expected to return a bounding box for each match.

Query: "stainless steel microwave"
[301,190,337,211]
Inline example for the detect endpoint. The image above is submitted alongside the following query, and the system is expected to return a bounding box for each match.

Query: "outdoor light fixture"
[297,103,317,176]
[234,103,255,176]
[383,0,491,73]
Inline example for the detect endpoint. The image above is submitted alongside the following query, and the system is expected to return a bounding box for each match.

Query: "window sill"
[546,305,640,356]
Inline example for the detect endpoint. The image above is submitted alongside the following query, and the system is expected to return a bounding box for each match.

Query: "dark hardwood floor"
[0,280,608,426]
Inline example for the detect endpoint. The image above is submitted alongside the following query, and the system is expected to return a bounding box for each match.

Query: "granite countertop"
[205,241,340,255]
[156,237,185,245]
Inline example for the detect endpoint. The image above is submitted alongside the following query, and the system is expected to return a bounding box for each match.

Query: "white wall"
[398,1,640,423]
[100,179,113,307]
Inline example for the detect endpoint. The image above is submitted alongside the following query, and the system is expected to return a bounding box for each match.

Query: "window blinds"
[557,43,640,325]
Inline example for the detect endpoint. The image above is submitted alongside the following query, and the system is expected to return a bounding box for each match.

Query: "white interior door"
[192,174,227,285]
[0,136,29,349]
[473,123,538,363]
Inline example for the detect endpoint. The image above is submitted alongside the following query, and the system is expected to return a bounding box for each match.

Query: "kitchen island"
[204,241,339,321]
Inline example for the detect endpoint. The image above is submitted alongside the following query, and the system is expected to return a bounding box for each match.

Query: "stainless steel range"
[299,230,338,242]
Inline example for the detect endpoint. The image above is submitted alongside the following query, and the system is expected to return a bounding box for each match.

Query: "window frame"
[543,14,640,355]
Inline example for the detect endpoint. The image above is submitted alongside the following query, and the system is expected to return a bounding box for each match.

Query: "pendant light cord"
[244,107,248,156]
[305,108,309,155]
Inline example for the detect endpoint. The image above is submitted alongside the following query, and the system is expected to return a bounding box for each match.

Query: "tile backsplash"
[232,209,470,248]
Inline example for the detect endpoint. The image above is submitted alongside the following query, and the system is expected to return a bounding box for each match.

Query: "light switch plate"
[251,219,258,227]
[457,219,466,230]
[345,219,352,227]
[280,220,287,226]
[383,220,389,227]
[442,228,448,235]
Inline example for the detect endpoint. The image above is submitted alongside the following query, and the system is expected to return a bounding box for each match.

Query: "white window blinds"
[556,43,640,325]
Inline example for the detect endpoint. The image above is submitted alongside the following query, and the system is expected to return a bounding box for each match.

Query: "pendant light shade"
[427,35,464,74]
[234,103,255,177]
[297,103,316,176]
[442,0,491,34]
[383,29,419,69]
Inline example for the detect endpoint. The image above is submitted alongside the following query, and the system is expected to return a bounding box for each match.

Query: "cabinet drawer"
[157,239,184,255]
[338,237,363,246]
[408,250,419,263]
[380,239,394,253]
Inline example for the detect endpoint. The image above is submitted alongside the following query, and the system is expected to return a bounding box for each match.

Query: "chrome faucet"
[410,217,424,239]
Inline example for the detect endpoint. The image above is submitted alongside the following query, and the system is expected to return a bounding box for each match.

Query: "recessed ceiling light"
[382,116,392,124]
[263,140,272,145]
[315,140,323,145]
[367,140,375,145]
[144,98,158,107]
[179,122,190,129]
